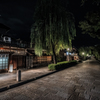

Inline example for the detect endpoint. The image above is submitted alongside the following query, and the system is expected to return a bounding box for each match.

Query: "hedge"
[48,60,78,71]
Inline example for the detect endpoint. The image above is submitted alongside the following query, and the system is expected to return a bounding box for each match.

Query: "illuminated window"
[0,54,9,70]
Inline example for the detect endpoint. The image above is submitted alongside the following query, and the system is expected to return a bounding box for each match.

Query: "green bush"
[48,64,56,70]
[48,60,77,71]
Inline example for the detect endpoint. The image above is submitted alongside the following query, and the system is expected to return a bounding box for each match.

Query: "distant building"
[64,47,79,61]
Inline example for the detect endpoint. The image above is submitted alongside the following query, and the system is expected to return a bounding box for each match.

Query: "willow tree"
[30,0,76,64]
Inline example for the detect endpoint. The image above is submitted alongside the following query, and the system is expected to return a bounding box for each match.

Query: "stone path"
[0,66,52,88]
[0,59,100,100]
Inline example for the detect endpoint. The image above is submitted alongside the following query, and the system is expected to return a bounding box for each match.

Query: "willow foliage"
[30,0,76,56]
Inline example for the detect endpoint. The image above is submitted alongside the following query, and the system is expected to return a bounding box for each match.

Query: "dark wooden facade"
[0,23,52,73]
[0,46,52,72]
[10,55,26,70]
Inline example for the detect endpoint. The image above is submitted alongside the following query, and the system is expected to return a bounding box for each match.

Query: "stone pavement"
[0,59,100,100]
[0,66,54,89]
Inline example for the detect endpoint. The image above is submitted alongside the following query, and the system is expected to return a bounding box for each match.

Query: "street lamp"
[82,52,85,60]
[67,48,69,61]
[82,52,84,55]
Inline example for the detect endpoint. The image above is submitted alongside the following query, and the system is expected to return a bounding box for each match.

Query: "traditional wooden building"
[0,46,26,72]
[0,23,52,73]
[0,44,52,73]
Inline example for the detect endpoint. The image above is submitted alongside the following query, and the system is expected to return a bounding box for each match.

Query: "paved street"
[0,66,52,88]
[0,59,100,100]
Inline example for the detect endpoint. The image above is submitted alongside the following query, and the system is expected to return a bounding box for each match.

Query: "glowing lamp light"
[9,64,13,72]
[66,52,69,55]
[0,48,3,49]
[69,53,71,55]
[82,52,84,55]
[0,48,3,51]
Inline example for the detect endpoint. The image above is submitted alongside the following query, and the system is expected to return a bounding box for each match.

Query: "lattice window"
[0,54,9,70]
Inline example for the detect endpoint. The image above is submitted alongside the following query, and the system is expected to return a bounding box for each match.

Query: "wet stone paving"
[0,59,100,100]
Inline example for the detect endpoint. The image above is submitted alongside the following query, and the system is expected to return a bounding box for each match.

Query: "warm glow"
[0,48,3,50]
[82,52,84,55]
[9,64,13,72]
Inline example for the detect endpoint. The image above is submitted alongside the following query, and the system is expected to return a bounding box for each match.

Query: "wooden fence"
[26,56,52,68]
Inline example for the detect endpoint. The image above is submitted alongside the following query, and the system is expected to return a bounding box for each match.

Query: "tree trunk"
[51,41,57,64]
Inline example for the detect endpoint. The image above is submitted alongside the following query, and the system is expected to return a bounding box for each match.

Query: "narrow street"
[0,59,100,100]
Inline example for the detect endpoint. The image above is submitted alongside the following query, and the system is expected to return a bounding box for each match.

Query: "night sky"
[0,0,100,48]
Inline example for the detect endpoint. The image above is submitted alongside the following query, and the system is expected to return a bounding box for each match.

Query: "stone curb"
[0,71,57,92]
[0,87,8,92]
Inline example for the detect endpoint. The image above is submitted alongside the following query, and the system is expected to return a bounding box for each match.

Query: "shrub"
[48,64,56,71]
[48,60,78,71]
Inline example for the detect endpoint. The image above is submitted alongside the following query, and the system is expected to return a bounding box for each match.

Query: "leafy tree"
[78,46,91,60]
[91,45,100,60]
[79,45,100,60]
[79,0,100,39]
[79,12,100,39]
[30,0,76,64]
[81,0,100,6]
